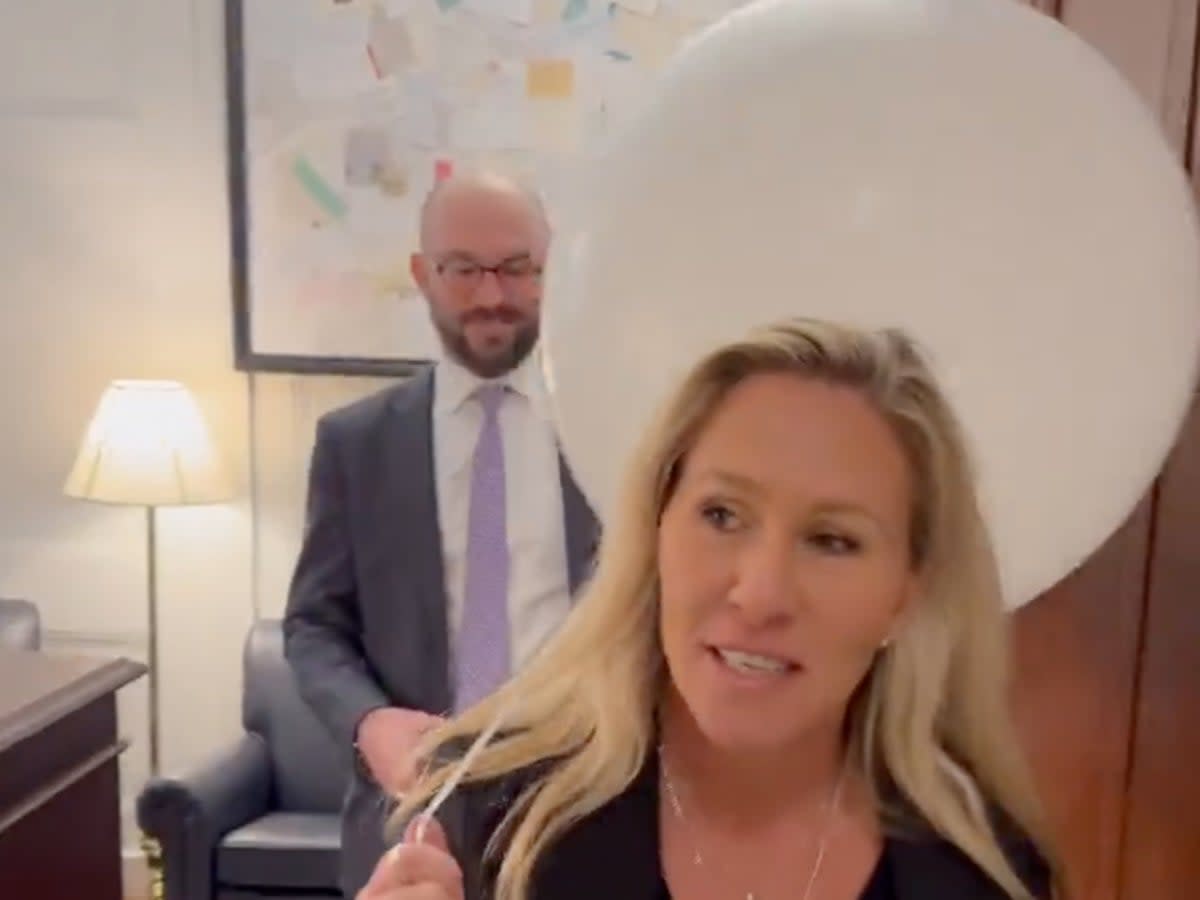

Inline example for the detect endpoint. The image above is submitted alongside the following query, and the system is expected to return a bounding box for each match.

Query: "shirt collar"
[433,345,550,419]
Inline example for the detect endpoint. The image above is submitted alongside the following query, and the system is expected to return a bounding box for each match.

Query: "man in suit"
[283,170,597,898]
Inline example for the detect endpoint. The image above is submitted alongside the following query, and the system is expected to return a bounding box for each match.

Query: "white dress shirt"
[432,349,572,674]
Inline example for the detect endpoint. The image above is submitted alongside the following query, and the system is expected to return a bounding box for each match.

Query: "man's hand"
[356,707,445,794]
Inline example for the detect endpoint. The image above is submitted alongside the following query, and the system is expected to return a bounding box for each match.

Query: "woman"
[359,318,1059,900]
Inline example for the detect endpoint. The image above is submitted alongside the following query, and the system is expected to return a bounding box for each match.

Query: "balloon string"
[412,700,512,844]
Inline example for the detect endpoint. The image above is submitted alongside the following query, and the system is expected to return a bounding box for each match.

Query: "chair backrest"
[241,619,348,813]
[0,599,41,651]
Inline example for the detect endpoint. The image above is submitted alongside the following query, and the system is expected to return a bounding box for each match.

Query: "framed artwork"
[223,0,750,376]
[225,0,441,376]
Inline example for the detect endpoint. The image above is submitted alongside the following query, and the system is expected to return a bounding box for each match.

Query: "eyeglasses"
[434,255,543,292]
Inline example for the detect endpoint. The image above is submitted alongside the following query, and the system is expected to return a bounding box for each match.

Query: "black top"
[862,853,898,900]
[654,847,898,899]
[438,749,1051,900]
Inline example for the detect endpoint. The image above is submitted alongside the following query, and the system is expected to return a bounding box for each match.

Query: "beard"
[431,305,540,378]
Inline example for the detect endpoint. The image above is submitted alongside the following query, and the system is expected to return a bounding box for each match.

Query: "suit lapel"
[383,366,452,711]
[380,366,597,708]
[558,453,599,596]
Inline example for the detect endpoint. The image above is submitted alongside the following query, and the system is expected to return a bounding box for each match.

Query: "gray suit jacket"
[282,365,598,898]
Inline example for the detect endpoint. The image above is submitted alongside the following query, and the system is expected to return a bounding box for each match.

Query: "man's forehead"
[431,198,536,231]
[420,173,548,249]
[424,211,547,261]
[425,218,544,257]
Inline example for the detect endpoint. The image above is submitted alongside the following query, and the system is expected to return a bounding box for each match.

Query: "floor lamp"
[64,379,232,897]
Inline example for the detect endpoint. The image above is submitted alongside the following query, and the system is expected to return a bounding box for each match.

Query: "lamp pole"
[145,505,160,775]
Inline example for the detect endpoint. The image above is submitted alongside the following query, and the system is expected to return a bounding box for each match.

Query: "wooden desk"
[0,650,145,900]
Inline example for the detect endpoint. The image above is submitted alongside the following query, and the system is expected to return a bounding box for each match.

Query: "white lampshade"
[64,379,233,506]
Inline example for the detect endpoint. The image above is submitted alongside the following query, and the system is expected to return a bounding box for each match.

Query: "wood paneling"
[1012,503,1153,900]
[1119,399,1200,899]
[1008,4,1200,899]
[1059,0,1194,124]
[1022,0,1063,17]
[1188,0,1200,192]
[1160,0,1200,151]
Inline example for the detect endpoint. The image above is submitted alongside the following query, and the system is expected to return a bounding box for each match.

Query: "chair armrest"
[0,598,41,650]
[137,733,272,900]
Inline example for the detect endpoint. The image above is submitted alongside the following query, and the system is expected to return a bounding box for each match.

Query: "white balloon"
[542,0,1200,608]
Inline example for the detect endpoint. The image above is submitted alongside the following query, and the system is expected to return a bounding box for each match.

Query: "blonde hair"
[396,318,1059,899]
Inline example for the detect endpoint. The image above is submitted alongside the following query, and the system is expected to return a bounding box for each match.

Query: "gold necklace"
[658,745,847,900]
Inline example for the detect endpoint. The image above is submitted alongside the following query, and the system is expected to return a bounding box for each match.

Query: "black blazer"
[438,751,1052,900]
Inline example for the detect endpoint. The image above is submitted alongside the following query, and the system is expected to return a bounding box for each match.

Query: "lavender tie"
[454,384,512,711]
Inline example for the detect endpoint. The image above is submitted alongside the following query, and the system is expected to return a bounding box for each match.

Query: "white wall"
[250,374,392,619]
[0,1,405,863]
[0,0,254,853]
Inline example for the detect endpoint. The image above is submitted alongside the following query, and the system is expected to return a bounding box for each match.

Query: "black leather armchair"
[0,597,41,650]
[138,619,349,899]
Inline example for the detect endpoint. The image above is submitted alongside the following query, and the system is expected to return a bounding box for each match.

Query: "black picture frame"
[223,0,430,378]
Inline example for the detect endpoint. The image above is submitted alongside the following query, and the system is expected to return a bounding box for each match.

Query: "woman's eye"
[701,503,738,531]
[810,532,861,555]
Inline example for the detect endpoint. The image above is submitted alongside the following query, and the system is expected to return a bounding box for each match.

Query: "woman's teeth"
[716,648,793,675]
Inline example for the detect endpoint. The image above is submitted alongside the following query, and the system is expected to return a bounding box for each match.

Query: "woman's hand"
[357,815,464,900]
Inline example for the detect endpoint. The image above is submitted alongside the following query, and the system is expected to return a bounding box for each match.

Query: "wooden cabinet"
[0,651,144,900]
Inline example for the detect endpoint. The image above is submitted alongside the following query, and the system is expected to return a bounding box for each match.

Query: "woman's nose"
[727,532,796,625]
